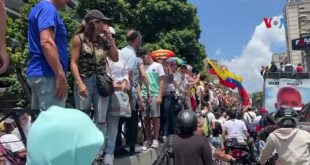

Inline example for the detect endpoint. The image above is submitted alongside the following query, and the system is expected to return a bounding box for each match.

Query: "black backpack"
[153,135,174,165]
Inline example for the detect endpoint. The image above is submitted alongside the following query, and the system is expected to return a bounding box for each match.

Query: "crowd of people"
[260,61,305,76]
[0,0,310,165]
[0,0,243,164]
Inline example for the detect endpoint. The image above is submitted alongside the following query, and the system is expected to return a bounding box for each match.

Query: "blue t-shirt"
[27,1,68,77]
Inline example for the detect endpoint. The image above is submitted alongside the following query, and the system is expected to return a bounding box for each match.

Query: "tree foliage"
[2,0,207,107]
[252,91,263,108]
[2,0,78,107]
[76,0,206,69]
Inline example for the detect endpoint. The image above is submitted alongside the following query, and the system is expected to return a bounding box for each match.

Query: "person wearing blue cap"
[26,106,104,165]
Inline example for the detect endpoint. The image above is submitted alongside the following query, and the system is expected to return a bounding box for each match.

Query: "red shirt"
[296,66,304,73]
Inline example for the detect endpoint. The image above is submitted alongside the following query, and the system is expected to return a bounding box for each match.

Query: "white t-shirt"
[218,116,226,127]
[12,116,32,140]
[224,119,248,143]
[207,112,216,124]
[141,62,165,96]
[244,111,257,125]
[173,72,188,95]
[254,116,262,126]
[107,50,130,89]
[0,134,25,165]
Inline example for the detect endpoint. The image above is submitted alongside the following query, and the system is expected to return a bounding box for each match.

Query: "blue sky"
[189,0,287,60]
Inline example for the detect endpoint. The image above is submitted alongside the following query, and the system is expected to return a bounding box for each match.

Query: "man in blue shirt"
[27,0,69,111]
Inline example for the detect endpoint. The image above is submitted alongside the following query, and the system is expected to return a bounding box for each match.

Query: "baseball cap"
[3,118,14,124]
[169,60,178,65]
[84,10,111,23]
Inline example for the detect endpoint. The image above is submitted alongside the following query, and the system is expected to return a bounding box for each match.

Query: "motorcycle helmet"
[176,110,197,135]
[267,112,276,125]
[275,106,299,128]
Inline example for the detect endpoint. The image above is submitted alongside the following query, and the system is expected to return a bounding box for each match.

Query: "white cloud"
[215,49,222,56]
[219,15,286,93]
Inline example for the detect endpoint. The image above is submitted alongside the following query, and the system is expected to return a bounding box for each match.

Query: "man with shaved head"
[275,87,304,110]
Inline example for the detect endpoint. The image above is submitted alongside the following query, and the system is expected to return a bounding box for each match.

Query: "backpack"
[153,135,174,165]
[0,140,24,165]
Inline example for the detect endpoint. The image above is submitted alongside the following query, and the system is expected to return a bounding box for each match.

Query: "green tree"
[252,91,263,108]
[76,0,206,69]
[2,0,78,107]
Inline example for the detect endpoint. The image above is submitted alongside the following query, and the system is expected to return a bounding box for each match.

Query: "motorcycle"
[224,138,251,165]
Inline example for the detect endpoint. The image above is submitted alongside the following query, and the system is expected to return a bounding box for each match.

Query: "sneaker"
[151,139,159,149]
[162,136,167,143]
[143,140,152,148]
[135,145,148,152]
[104,154,114,165]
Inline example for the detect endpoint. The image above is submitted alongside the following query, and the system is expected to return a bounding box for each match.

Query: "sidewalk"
[94,148,159,165]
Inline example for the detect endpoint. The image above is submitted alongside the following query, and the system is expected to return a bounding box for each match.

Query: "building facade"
[272,52,288,68]
[284,0,310,72]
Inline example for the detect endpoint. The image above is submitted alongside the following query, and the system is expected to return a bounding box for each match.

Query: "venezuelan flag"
[207,60,243,82]
[207,59,250,107]
[238,86,251,107]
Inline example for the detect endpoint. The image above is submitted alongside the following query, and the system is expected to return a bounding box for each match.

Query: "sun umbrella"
[167,57,186,65]
[151,49,176,60]
[27,106,104,165]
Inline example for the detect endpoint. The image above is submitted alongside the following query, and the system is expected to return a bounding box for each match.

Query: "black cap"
[84,10,111,23]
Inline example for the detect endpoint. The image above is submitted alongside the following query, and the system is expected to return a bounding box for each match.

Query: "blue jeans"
[160,95,172,136]
[74,75,109,124]
[211,136,222,149]
[104,112,120,154]
[27,77,66,111]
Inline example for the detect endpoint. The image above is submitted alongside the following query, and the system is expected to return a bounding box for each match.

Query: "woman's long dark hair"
[75,20,86,35]
[75,20,97,43]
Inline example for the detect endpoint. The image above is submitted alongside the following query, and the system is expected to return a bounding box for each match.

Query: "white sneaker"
[143,140,152,148]
[104,154,114,165]
[151,139,159,148]
[135,145,148,152]
[162,136,167,143]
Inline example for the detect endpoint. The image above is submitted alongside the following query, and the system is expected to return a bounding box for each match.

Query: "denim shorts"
[27,77,66,111]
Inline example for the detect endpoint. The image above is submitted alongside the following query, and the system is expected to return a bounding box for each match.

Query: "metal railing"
[263,72,310,79]
[0,108,94,145]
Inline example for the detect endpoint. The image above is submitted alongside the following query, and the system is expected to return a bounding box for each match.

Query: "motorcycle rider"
[258,107,310,165]
[222,107,249,143]
[172,110,213,165]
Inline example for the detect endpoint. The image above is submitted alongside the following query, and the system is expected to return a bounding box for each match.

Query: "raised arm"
[103,26,118,62]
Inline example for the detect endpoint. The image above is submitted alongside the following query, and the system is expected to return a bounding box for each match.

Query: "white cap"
[4,118,14,124]
[109,26,116,35]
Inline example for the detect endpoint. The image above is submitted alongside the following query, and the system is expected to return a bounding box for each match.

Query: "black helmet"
[177,110,197,135]
[275,107,299,128]
[267,112,276,125]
